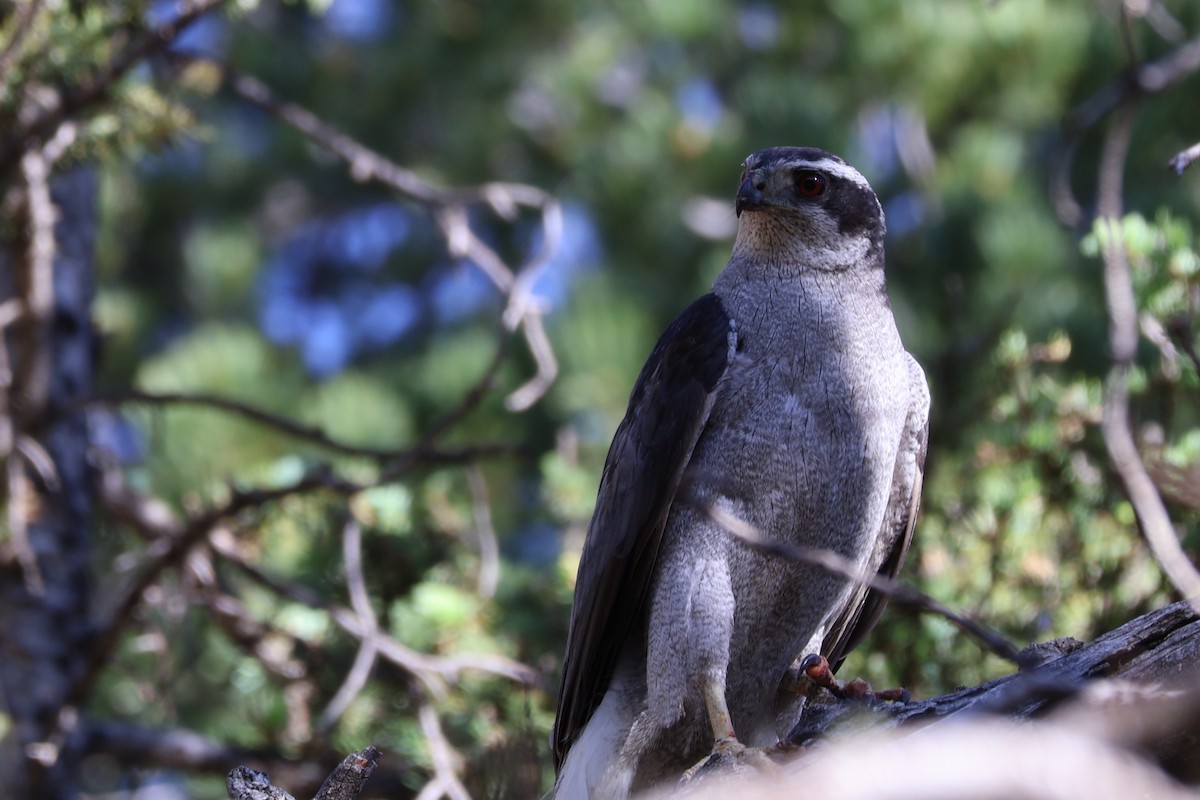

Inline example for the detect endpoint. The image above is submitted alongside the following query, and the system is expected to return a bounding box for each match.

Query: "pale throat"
[729,214,875,275]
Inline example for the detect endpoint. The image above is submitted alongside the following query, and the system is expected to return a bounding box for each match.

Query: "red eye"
[797,172,826,198]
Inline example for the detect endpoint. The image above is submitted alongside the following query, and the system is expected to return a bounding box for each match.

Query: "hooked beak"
[735,174,766,217]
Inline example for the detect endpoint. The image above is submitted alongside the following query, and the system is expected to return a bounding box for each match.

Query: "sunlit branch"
[1168,141,1200,174]
[209,531,538,691]
[317,520,380,732]
[94,468,538,712]
[414,703,471,800]
[1096,103,1200,616]
[214,61,563,411]
[466,465,500,599]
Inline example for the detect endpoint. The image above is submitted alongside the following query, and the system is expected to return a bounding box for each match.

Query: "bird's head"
[732,147,885,273]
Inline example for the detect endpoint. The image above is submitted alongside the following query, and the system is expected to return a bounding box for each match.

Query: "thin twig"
[207,532,538,690]
[465,466,500,599]
[76,388,533,464]
[506,312,558,412]
[389,335,513,471]
[96,471,538,706]
[183,545,308,680]
[1167,141,1200,175]
[317,520,380,731]
[0,0,42,80]
[15,135,57,417]
[73,467,358,708]
[415,704,472,800]
[1053,31,1200,225]
[697,499,1029,666]
[215,61,563,412]
[75,389,414,460]
[1096,104,1200,615]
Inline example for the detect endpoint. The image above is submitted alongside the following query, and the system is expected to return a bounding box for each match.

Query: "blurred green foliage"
[3,0,1199,796]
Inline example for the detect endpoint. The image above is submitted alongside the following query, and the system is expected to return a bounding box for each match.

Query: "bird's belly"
[649,361,909,744]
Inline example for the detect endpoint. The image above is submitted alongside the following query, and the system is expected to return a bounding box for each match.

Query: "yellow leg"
[680,678,776,784]
[702,678,742,753]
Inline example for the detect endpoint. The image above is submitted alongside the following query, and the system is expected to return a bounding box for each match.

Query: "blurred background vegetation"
[1,0,1198,797]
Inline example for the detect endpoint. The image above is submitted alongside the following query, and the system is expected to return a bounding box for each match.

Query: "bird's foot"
[799,654,910,702]
[679,737,778,786]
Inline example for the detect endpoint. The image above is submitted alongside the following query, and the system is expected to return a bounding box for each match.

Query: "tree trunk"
[0,165,97,799]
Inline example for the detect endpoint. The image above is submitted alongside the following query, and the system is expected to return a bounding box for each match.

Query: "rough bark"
[0,166,97,799]
[790,599,1200,742]
[227,747,383,800]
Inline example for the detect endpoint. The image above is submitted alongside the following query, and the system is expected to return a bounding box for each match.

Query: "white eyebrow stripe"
[778,158,872,190]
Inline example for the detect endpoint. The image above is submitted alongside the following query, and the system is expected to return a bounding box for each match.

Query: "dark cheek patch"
[826,182,881,239]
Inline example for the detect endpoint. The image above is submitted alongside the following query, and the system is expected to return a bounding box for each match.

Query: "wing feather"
[552,293,734,770]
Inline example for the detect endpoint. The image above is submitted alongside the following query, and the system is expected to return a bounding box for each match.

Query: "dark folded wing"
[552,293,734,770]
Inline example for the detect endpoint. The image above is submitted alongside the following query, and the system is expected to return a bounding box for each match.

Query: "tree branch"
[0,0,234,172]
[1052,30,1200,225]
[693,497,1028,666]
[1096,103,1200,615]
[1167,141,1200,174]
[210,60,563,411]
[0,0,42,81]
[74,389,530,462]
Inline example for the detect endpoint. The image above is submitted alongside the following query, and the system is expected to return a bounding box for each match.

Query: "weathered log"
[671,600,1200,798]
[228,747,382,800]
[789,599,1200,751]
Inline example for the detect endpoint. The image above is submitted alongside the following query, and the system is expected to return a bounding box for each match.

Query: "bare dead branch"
[697,499,1028,666]
[0,0,42,84]
[213,61,562,412]
[312,747,383,800]
[80,391,535,467]
[465,466,500,599]
[317,520,380,732]
[1168,141,1200,174]
[401,335,512,458]
[207,532,539,690]
[184,546,310,680]
[506,312,558,412]
[414,705,471,800]
[1053,31,1200,226]
[228,765,298,800]
[0,0,234,172]
[15,134,56,416]
[1096,104,1200,615]
[76,389,418,460]
[75,466,358,709]
[96,468,538,737]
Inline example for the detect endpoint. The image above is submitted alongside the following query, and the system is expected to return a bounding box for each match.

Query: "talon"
[681,738,778,786]
[800,653,843,694]
[798,653,911,703]
[713,736,744,756]
[877,686,911,703]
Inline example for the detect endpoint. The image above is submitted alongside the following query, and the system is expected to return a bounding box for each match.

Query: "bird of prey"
[551,147,930,798]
